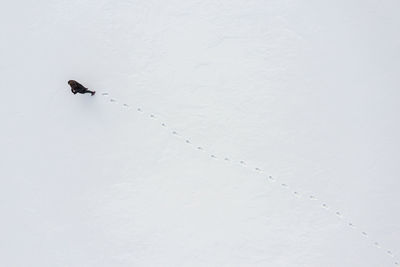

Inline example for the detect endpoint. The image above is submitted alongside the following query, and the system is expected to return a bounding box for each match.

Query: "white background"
[1,0,399,266]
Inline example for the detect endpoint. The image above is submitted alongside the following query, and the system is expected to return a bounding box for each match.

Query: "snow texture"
[1,0,399,266]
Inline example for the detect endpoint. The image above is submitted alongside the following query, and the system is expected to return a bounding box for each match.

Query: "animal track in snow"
[100,91,399,266]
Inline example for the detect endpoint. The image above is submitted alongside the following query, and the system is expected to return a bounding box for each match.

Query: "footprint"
[362,231,368,236]
[161,123,166,127]
[137,108,142,112]
[255,167,261,171]
[172,131,178,135]
[224,157,229,161]
[197,147,203,150]
[150,114,155,118]
[335,211,342,217]
[123,104,129,107]
[322,203,328,209]
[281,183,288,187]
[309,195,317,200]
[211,155,216,158]
[185,140,190,144]
[110,99,116,102]
[101,93,109,96]
[348,222,355,227]
[268,176,275,182]
[240,161,246,165]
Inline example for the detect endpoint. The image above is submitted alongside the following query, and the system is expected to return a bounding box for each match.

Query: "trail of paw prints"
[99,91,398,266]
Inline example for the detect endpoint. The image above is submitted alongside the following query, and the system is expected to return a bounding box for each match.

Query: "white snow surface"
[1,0,399,266]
